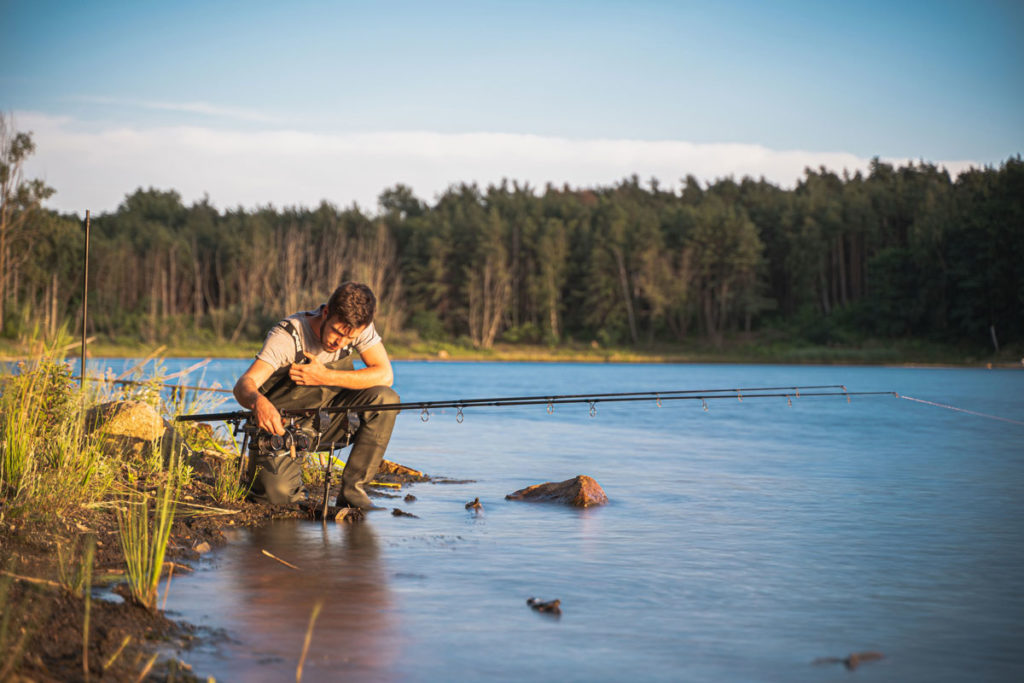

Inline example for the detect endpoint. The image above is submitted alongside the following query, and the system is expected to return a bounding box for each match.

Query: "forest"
[2,120,1022,357]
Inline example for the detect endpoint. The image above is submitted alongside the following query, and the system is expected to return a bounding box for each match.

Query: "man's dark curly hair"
[326,282,376,329]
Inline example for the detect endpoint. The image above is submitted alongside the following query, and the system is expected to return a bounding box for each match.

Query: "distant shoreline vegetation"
[1,121,1021,362]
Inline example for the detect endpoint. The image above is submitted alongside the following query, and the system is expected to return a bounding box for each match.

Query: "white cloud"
[16,112,982,215]
[67,96,281,124]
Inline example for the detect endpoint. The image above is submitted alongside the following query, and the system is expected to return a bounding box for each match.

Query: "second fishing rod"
[177,384,896,426]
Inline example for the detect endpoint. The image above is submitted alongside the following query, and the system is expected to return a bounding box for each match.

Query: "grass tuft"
[117,478,178,611]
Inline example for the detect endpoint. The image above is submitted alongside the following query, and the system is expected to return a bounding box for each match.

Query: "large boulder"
[85,400,164,458]
[505,475,608,507]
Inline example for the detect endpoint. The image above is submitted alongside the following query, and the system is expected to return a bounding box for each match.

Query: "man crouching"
[233,282,399,509]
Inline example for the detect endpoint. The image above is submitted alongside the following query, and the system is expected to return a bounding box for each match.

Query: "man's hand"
[289,352,331,386]
[253,394,286,435]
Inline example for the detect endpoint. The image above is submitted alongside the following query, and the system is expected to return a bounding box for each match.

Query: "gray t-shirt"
[255,307,382,371]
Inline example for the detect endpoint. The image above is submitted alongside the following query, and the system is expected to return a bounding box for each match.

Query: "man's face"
[319,316,366,353]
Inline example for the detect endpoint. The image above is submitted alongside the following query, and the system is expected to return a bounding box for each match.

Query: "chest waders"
[246,319,400,508]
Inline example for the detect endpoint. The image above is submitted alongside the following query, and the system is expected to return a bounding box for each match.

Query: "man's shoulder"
[354,321,382,352]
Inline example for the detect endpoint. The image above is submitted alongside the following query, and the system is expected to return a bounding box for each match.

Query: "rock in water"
[377,460,425,478]
[334,507,366,523]
[812,651,885,670]
[527,597,562,615]
[844,652,885,670]
[465,497,483,510]
[505,475,608,507]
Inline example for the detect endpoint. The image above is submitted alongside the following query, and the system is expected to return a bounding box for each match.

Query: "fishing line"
[71,376,233,394]
[899,395,1024,427]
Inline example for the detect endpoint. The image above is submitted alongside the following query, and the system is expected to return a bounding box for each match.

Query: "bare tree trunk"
[210,249,226,339]
[467,258,511,348]
[718,280,731,335]
[0,242,5,334]
[229,253,254,343]
[819,261,831,315]
[548,284,559,340]
[347,223,404,337]
[279,227,306,316]
[612,246,638,344]
[168,248,177,318]
[192,238,202,331]
[702,288,718,344]
[837,236,848,306]
[49,270,58,337]
[149,255,159,344]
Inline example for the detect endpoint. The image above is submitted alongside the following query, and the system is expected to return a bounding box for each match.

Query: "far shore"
[2,336,1021,369]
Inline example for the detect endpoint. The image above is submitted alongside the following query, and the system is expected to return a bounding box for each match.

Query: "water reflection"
[180,520,401,681]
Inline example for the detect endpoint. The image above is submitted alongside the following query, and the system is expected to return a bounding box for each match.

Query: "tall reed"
[117,480,177,611]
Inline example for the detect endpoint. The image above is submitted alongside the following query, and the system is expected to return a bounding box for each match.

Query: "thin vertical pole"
[81,210,90,386]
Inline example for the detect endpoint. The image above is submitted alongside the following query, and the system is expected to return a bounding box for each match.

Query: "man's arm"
[288,342,394,389]
[233,359,286,435]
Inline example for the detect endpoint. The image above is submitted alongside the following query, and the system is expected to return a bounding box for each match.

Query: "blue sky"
[2,0,1021,213]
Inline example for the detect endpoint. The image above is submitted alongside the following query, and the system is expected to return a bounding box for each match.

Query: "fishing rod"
[175,384,896,518]
[176,385,897,424]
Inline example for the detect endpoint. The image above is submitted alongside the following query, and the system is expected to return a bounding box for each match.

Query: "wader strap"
[279,319,305,362]
[259,319,307,398]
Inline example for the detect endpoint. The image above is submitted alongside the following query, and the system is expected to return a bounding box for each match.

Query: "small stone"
[193,541,212,554]
[404,493,417,502]
[845,652,885,670]
[506,475,608,507]
[812,652,885,670]
[334,507,366,523]
[527,597,562,615]
[392,508,419,518]
[465,497,483,510]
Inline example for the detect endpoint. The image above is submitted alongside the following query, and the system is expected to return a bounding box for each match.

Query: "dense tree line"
[2,126,1022,351]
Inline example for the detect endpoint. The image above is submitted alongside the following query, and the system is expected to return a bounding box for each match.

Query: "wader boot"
[248,351,400,508]
[331,385,400,510]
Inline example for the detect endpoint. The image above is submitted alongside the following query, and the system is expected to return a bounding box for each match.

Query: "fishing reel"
[252,423,316,456]
[240,410,357,458]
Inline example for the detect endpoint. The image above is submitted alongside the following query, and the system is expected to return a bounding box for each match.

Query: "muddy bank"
[0,455,429,682]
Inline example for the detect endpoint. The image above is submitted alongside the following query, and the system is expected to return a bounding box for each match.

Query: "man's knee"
[366,385,400,406]
[249,454,304,504]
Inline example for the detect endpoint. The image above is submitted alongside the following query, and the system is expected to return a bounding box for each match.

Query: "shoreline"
[2,338,1021,369]
[1,441,419,681]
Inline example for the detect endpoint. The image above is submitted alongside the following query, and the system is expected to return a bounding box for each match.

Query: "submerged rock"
[812,652,885,670]
[334,507,366,523]
[527,597,562,615]
[465,497,483,510]
[404,493,417,503]
[506,475,608,507]
[392,508,419,518]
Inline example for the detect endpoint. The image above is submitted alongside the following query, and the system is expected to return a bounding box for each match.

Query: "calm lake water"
[94,360,1024,681]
